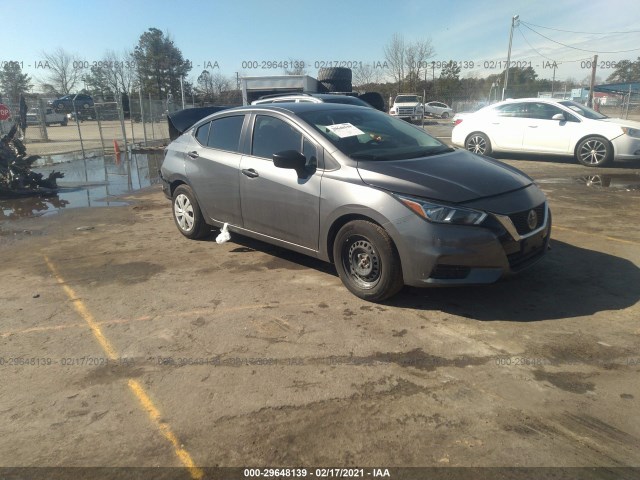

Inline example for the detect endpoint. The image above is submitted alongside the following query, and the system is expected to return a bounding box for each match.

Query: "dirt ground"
[0,147,639,479]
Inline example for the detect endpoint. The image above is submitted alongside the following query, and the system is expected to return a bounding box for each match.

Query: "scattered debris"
[1,124,64,198]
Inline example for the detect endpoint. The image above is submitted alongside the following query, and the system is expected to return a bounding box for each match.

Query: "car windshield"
[298,108,449,161]
[396,95,419,103]
[559,100,607,119]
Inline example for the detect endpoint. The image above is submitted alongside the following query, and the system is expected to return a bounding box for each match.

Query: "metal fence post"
[149,93,156,140]
[139,86,148,147]
[117,94,128,154]
[38,99,49,141]
[73,101,86,159]
[95,103,106,155]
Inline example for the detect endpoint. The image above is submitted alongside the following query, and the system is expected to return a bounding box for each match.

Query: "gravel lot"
[1,139,639,479]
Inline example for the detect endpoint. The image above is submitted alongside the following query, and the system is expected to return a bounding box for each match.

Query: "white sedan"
[451,98,640,167]
[424,101,454,119]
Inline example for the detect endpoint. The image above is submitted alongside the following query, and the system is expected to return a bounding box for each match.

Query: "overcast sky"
[3,0,640,88]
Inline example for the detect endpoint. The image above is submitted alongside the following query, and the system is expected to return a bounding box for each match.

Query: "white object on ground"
[216,223,231,244]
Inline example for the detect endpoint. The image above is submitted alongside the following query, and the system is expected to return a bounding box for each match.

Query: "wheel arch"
[326,213,402,267]
[573,134,614,158]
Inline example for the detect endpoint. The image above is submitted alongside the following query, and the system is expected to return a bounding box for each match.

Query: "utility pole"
[502,14,520,101]
[552,64,556,97]
[588,54,598,108]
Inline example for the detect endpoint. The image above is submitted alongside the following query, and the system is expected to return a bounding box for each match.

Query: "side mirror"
[552,113,565,121]
[273,150,313,177]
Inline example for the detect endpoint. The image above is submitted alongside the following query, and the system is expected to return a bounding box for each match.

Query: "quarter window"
[195,122,210,145]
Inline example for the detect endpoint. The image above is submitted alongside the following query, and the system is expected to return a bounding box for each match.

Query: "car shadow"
[391,240,640,322]
[216,233,639,322]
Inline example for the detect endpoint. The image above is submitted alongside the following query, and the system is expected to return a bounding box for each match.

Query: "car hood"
[356,149,532,203]
[600,117,640,129]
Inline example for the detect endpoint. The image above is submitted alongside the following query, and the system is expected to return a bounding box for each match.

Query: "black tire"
[172,184,209,239]
[465,132,492,156]
[317,67,352,84]
[333,220,404,302]
[358,92,385,111]
[60,118,68,126]
[441,112,449,119]
[320,79,352,93]
[575,136,612,167]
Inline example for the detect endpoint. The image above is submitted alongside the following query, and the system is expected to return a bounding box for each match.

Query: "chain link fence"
[0,95,178,159]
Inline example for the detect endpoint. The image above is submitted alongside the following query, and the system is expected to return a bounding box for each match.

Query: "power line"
[517,27,593,64]
[521,23,640,54]
[520,20,640,35]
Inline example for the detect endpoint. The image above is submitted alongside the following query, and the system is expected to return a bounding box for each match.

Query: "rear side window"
[207,116,244,152]
[195,122,210,145]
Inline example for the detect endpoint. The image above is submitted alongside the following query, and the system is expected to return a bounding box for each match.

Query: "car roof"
[202,102,373,120]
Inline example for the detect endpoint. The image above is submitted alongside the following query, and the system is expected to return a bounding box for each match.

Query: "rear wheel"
[465,132,492,156]
[333,220,404,302]
[172,185,209,239]
[576,136,612,167]
[441,111,449,119]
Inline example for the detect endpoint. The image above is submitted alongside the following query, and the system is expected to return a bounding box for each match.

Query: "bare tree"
[352,63,382,87]
[40,48,81,95]
[85,50,136,98]
[384,34,435,91]
[405,39,436,91]
[384,34,406,88]
[196,71,232,102]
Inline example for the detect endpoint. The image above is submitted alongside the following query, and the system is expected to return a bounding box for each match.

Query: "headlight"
[621,127,640,138]
[396,195,487,225]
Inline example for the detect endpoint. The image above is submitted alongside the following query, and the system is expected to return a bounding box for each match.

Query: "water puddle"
[537,174,640,191]
[1,151,163,220]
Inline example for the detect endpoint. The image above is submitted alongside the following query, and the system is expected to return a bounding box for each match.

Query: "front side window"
[252,115,302,159]
[207,116,244,152]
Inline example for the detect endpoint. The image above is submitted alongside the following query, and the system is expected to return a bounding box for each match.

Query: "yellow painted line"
[128,379,203,479]
[553,225,640,246]
[43,255,203,480]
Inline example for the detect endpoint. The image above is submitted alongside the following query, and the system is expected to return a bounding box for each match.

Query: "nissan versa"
[160,103,551,301]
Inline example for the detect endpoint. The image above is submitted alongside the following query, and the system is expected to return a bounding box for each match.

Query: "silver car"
[161,103,551,301]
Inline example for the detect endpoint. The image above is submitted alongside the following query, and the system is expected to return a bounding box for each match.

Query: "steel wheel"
[344,237,381,289]
[465,133,492,156]
[576,137,612,166]
[333,220,404,302]
[171,184,209,239]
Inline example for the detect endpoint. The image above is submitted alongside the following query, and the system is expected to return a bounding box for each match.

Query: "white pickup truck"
[26,107,68,126]
[388,94,424,122]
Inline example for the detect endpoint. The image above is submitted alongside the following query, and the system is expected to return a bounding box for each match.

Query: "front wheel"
[576,136,612,167]
[333,220,404,302]
[465,132,492,156]
[172,185,209,239]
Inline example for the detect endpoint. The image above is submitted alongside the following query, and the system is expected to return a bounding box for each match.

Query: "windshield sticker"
[325,123,365,138]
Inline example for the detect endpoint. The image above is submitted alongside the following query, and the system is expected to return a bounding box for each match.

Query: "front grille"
[430,265,471,280]
[397,107,415,116]
[507,243,546,269]
[508,203,546,236]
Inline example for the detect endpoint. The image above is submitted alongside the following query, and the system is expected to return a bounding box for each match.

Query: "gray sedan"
[160,103,551,301]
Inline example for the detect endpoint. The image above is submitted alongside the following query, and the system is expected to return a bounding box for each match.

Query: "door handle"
[187,151,199,159]
[528,125,538,128]
[242,168,259,178]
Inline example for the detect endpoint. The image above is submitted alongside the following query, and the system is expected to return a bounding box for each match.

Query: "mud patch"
[533,370,595,394]
[77,362,144,387]
[60,261,165,285]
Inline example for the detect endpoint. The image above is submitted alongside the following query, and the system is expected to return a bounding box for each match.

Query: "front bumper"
[612,134,640,160]
[390,203,551,287]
